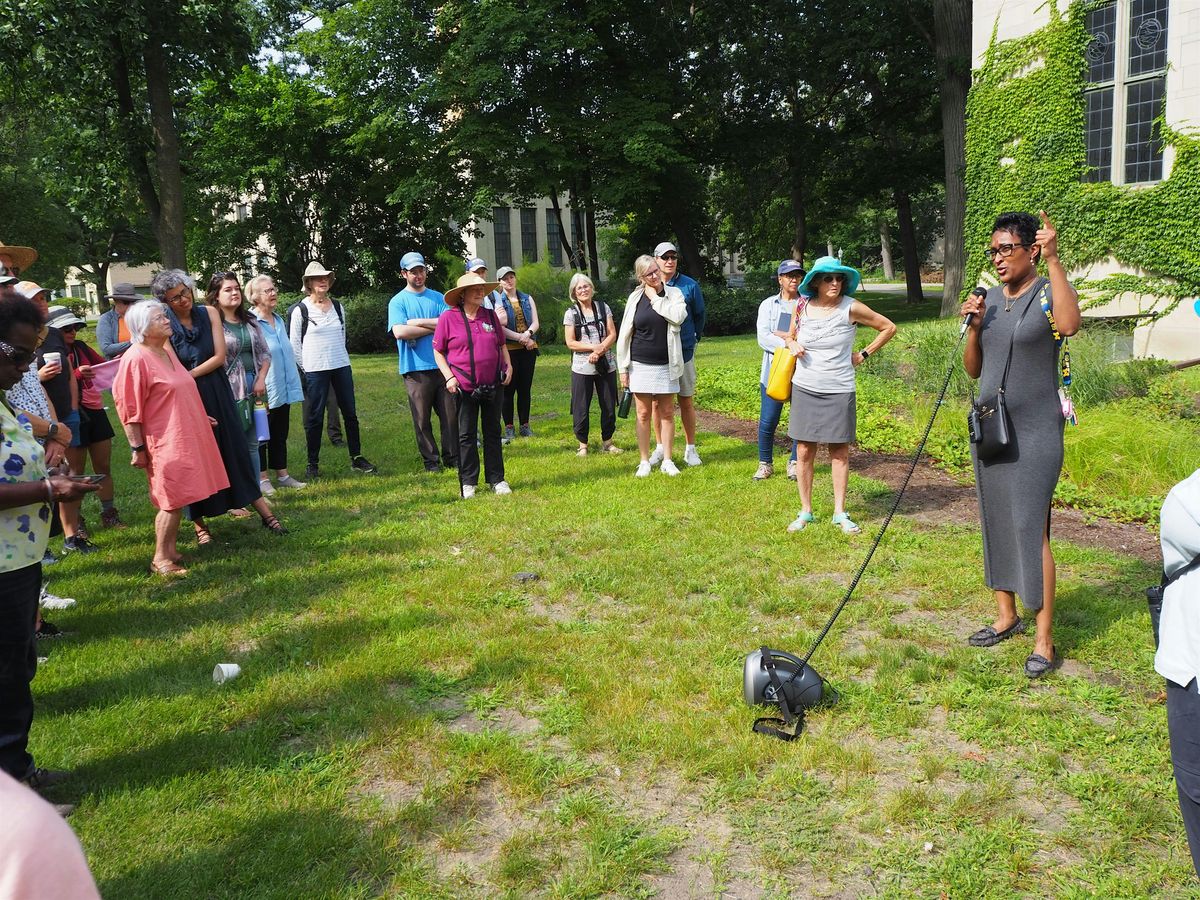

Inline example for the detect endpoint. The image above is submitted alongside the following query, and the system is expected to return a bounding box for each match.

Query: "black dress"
[168,303,263,517]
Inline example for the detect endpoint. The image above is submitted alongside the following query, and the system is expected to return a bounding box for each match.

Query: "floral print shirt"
[1,398,50,573]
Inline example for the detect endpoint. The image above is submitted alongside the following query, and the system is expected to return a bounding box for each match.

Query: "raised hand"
[1036,210,1059,262]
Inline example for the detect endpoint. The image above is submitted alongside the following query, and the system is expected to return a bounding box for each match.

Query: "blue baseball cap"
[400,251,426,271]
[465,257,487,273]
[777,259,805,276]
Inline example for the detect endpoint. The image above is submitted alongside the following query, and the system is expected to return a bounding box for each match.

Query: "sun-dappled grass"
[34,336,1195,897]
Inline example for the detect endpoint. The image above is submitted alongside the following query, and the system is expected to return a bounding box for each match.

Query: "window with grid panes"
[547,212,562,266]
[519,208,538,262]
[1083,0,1168,185]
[492,207,513,268]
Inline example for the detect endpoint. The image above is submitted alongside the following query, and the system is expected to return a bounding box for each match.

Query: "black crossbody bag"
[968,290,1040,461]
[573,301,610,375]
[1147,554,1200,648]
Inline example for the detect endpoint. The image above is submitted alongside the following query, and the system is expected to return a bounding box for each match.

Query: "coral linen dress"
[113,344,230,511]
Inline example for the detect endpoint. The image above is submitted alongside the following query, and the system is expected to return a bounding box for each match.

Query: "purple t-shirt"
[433,307,506,392]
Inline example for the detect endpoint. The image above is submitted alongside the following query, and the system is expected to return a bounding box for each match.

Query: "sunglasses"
[818,274,845,283]
[0,338,35,367]
[659,253,678,262]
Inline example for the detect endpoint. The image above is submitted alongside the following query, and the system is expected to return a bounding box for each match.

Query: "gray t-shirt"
[563,301,616,376]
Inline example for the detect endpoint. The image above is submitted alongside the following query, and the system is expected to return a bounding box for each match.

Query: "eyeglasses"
[984,243,1030,261]
[818,274,845,283]
[0,338,35,367]
[164,289,192,304]
[780,273,802,280]
[643,269,661,279]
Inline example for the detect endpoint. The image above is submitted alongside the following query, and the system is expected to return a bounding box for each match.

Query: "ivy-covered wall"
[965,1,1200,316]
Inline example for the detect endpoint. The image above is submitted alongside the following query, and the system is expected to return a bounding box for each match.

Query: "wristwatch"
[860,349,871,361]
[47,422,60,440]
[130,444,147,453]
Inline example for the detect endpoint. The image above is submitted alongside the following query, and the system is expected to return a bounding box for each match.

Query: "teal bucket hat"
[799,256,861,297]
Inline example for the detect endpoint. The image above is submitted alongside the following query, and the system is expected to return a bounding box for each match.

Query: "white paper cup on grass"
[213,663,241,684]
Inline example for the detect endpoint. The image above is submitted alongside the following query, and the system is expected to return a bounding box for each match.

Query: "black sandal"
[261,515,288,535]
[968,617,1026,647]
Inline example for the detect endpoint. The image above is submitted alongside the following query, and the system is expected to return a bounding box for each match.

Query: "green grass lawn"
[37,333,1197,898]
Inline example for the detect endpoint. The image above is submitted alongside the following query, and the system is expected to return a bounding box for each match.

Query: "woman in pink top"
[433,273,512,498]
[113,301,230,576]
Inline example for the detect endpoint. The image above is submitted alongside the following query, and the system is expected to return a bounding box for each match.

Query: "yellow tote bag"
[765,298,804,401]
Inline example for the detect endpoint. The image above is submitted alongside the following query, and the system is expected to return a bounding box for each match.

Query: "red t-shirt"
[433,307,506,392]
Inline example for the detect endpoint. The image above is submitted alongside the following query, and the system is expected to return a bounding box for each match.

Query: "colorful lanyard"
[1039,284,1077,425]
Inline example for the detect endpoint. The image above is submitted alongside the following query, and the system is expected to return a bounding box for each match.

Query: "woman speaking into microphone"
[960,211,1080,678]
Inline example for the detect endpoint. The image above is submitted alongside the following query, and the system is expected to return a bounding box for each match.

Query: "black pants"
[0,562,40,780]
[570,370,618,444]
[1168,678,1200,878]
[304,367,361,466]
[301,375,342,443]
[258,403,293,472]
[503,348,537,428]
[456,388,504,487]
[404,370,458,470]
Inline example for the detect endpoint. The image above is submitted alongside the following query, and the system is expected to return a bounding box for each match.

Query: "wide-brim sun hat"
[303,260,335,283]
[106,282,149,303]
[799,255,861,297]
[47,305,87,329]
[444,272,500,308]
[0,241,38,273]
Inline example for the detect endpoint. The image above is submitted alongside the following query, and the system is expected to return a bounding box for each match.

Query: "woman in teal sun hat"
[783,256,896,535]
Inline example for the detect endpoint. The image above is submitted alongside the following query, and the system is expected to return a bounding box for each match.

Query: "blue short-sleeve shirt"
[388,288,448,374]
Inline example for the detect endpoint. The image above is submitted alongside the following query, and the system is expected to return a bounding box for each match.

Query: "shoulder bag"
[967,288,1040,461]
[766,297,806,402]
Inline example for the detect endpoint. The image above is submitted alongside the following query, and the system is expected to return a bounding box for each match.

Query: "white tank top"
[792,295,856,393]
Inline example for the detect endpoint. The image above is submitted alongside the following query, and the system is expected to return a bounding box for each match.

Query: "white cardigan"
[1156,469,1200,689]
[616,284,687,379]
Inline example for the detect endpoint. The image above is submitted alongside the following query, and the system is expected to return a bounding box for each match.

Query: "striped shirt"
[289,299,351,372]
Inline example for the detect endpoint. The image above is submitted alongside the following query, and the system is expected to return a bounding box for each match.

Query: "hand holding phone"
[69,474,108,484]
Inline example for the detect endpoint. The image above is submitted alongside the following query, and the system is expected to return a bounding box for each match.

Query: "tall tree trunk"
[141,17,187,269]
[581,168,601,280]
[789,171,807,262]
[879,219,896,280]
[660,188,703,280]
[547,191,576,267]
[894,188,924,304]
[109,36,162,245]
[934,0,971,315]
[567,182,586,269]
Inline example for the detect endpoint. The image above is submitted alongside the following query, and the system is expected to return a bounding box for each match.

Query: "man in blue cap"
[650,241,706,467]
[388,252,457,472]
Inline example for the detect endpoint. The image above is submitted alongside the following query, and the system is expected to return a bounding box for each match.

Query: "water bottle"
[253,400,271,442]
[617,388,633,419]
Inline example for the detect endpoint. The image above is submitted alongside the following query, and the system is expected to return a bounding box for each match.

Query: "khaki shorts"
[678,357,697,398]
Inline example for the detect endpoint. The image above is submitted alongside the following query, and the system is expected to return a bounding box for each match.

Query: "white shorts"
[677,357,697,398]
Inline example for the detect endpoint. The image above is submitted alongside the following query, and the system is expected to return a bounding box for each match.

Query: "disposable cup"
[213,663,241,684]
[43,352,62,367]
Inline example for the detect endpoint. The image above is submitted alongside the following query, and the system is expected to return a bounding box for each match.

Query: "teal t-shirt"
[387,287,448,374]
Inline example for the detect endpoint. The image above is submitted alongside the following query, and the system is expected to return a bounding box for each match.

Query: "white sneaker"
[461,484,476,499]
[660,458,681,476]
[40,588,76,610]
[753,462,774,481]
[493,481,512,495]
[277,475,307,489]
[684,445,702,466]
[786,459,797,481]
[648,445,664,467]
[635,461,652,477]
[259,479,276,496]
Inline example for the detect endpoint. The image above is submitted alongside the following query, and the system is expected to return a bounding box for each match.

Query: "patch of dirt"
[696,408,1160,564]
[429,783,529,880]
[446,705,542,736]
[357,775,423,813]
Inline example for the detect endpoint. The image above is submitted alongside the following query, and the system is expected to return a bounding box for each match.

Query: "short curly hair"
[0,286,45,342]
[991,212,1040,260]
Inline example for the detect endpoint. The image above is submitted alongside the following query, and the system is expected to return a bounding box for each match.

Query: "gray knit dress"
[971,276,1064,612]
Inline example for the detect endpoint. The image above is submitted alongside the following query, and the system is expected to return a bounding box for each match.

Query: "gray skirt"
[787,385,856,444]
[628,361,679,395]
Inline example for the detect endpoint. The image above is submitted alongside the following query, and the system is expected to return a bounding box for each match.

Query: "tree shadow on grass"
[95,807,404,900]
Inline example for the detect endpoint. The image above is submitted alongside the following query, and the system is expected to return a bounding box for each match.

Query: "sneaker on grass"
[660,459,681,476]
[648,445,664,467]
[350,455,377,474]
[461,484,476,499]
[635,461,652,477]
[683,445,702,466]
[493,481,513,495]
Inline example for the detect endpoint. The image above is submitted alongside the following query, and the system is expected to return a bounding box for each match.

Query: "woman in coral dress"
[112,301,229,576]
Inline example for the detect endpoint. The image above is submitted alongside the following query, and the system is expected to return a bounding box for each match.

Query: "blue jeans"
[758,382,798,464]
[304,367,361,466]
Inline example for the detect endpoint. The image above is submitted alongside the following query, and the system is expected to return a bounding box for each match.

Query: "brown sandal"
[149,560,188,577]
[194,524,214,546]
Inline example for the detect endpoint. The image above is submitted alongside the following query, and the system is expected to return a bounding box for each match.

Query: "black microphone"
[960,287,987,335]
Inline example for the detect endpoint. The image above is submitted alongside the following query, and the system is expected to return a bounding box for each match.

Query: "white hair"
[245,274,276,306]
[568,272,594,301]
[125,300,167,344]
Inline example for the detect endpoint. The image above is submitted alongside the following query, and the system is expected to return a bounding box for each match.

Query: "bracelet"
[130,444,147,453]
[43,476,54,505]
